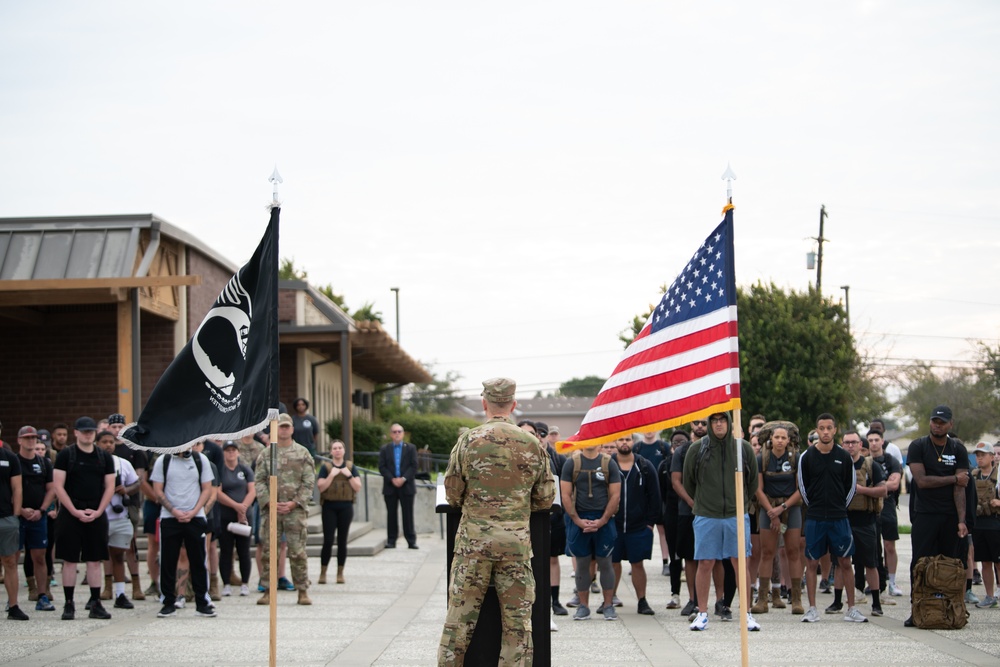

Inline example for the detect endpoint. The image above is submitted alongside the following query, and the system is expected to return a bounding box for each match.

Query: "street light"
[390,287,400,342]
[841,285,850,332]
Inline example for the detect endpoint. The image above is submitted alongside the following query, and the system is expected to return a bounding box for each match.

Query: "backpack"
[161,451,203,489]
[911,555,969,629]
[569,451,612,501]
[67,443,110,471]
[320,460,357,502]
[847,456,883,514]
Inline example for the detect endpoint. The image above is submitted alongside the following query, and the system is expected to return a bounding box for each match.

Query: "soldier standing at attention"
[256,413,316,606]
[438,378,554,667]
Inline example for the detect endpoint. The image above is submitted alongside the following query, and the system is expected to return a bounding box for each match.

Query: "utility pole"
[390,287,400,342]
[815,205,828,294]
[841,285,850,331]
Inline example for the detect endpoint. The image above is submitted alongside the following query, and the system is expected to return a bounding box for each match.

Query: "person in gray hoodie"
[682,412,759,632]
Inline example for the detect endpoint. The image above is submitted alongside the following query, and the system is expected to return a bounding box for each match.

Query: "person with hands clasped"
[316,439,361,585]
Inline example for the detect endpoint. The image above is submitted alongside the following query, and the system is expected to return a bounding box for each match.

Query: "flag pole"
[268,169,281,667]
[269,418,278,667]
[733,409,750,667]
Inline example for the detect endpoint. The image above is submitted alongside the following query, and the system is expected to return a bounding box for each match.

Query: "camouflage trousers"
[438,556,535,667]
[260,506,309,589]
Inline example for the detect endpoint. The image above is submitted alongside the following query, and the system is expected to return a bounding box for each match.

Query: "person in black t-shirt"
[841,431,886,616]
[904,405,970,627]
[52,417,116,621]
[16,426,56,611]
[868,431,904,597]
[1,439,26,619]
[109,413,148,601]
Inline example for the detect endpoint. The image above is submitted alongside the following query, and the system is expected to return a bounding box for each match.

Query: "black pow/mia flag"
[121,208,280,453]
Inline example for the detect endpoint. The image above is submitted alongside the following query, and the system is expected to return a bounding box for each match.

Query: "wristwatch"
[781,502,787,509]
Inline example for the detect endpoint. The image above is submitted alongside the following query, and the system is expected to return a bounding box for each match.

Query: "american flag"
[556,207,741,454]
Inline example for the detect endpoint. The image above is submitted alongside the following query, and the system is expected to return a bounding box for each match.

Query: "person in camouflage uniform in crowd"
[438,378,554,667]
[255,413,316,606]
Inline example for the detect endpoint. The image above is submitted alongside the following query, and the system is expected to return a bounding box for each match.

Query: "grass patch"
[898,524,911,535]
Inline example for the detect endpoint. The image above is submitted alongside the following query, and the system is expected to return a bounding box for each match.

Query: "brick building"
[0,214,429,453]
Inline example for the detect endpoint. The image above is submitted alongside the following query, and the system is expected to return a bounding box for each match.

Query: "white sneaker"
[689,611,709,631]
[221,585,232,597]
[239,584,250,597]
[887,582,903,597]
[802,606,821,623]
[843,606,868,623]
[746,612,761,632]
[174,597,185,609]
[550,616,558,632]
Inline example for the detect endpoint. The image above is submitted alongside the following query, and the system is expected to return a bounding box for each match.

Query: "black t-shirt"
[114,443,148,473]
[202,441,224,471]
[798,445,855,521]
[17,453,52,510]
[908,436,969,515]
[670,442,693,516]
[758,450,797,498]
[54,445,115,510]
[0,448,22,517]
[848,456,886,526]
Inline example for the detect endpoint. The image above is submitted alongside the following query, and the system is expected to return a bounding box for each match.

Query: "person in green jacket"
[682,412,759,632]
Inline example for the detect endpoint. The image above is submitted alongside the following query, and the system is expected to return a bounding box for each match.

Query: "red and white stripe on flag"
[556,207,741,454]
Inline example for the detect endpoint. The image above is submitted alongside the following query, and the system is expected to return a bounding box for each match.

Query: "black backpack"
[161,452,203,488]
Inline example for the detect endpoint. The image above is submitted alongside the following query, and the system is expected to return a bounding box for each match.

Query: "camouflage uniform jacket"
[255,441,316,509]
[239,440,265,471]
[444,416,554,560]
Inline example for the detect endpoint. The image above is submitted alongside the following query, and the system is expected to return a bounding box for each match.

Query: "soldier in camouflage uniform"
[438,378,554,667]
[255,413,316,606]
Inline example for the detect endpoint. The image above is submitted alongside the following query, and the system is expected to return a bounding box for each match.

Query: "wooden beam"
[139,293,180,321]
[0,290,122,306]
[0,275,202,291]
[117,301,133,418]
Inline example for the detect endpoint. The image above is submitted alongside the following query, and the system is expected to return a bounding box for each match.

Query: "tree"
[279,257,308,281]
[620,281,887,431]
[352,301,384,324]
[404,368,464,414]
[899,345,1000,441]
[317,283,348,312]
[559,375,607,397]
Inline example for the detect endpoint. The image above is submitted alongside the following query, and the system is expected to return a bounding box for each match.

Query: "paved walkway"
[3,521,1000,666]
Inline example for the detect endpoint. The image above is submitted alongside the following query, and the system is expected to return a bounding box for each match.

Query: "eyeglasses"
[391,430,403,434]
[692,421,707,426]
[842,440,862,446]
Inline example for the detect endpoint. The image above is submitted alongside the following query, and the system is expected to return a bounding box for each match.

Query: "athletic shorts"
[18,515,48,551]
[880,516,899,542]
[850,522,878,569]
[549,510,566,557]
[55,510,109,563]
[566,511,616,559]
[613,525,653,563]
[693,514,751,561]
[804,518,854,561]
[676,514,696,560]
[973,528,1000,564]
[108,518,135,550]
[0,515,20,556]
[759,505,803,531]
[143,499,160,536]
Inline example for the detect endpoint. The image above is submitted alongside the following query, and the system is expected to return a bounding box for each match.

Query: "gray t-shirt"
[150,453,215,519]
[561,454,621,514]
[219,462,255,505]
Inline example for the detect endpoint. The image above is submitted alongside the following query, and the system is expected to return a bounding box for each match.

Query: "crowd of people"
[0,405,363,622]
[524,404,1000,633]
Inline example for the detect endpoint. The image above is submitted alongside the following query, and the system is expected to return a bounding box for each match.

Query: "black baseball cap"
[74,416,98,431]
[533,421,549,438]
[930,405,953,421]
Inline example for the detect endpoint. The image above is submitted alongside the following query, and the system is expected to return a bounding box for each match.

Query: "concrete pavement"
[3,517,1000,666]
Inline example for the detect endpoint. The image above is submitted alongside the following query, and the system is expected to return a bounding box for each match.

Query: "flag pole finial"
[721,162,737,205]
[269,166,283,207]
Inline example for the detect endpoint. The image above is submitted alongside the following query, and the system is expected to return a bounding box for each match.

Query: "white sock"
[888,574,896,585]
[114,582,126,597]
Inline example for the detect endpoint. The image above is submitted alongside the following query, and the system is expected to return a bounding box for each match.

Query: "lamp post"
[390,287,400,342]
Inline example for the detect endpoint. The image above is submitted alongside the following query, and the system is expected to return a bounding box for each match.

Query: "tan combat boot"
[257,590,270,605]
[790,579,805,614]
[750,589,768,614]
[318,566,327,585]
[101,574,114,600]
[27,576,38,602]
[771,587,786,609]
[336,566,345,584]
[297,589,312,605]
[132,575,146,601]
[209,574,221,601]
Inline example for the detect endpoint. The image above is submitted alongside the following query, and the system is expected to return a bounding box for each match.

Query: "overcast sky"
[2,1,998,400]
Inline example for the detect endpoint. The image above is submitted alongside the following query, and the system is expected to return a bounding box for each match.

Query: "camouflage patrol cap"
[481,377,516,403]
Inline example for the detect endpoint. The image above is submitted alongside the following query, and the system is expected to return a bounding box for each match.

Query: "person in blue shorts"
[797,413,867,623]
[610,435,660,616]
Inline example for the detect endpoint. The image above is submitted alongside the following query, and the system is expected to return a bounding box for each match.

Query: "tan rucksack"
[911,555,969,629]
